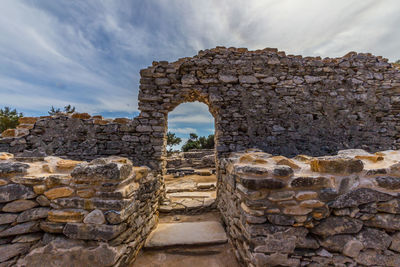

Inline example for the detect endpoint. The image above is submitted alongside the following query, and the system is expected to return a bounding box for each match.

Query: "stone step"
[144,221,228,248]
[167,191,215,198]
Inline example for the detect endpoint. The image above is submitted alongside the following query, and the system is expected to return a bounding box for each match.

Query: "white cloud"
[169,114,214,124]
[169,127,197,134]
[1,0,400,119]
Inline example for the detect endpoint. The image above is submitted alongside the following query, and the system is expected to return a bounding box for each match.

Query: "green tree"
[48,105,76,115]
[166,132,182,152]
[0,107,23,132]
[182,133,215,152]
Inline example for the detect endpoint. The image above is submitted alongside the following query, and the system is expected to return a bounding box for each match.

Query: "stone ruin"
[0,46,400,266]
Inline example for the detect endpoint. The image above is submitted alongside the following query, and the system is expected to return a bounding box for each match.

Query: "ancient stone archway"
[1,47,400,266]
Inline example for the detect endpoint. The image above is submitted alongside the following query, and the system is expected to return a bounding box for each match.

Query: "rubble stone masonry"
[0,152,161,266]
[218,149,400,266]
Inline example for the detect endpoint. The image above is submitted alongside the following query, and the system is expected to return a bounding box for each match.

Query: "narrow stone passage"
[132,213,240,267]
[132,163,240,267]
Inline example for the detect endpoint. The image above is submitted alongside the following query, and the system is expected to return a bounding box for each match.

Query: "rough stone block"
[63,223,127,241]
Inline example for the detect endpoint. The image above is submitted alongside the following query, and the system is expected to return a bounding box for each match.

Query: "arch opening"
[160,101,218,214]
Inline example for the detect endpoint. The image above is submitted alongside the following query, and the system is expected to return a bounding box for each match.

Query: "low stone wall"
[218,149,400,266]
[166,149,215,170]
[0,113,164,171]
[0,152,161,267]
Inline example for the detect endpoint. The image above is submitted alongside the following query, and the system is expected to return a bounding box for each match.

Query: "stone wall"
[218,149,400,266]
[2,47,400,173]
[139,47,400,159]
[0,114,164,172]
[0,152,161,267]
[166,149,215,170]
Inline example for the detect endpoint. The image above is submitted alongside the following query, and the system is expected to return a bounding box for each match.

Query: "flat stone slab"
[144,221,227,248]
[167,192,215,198]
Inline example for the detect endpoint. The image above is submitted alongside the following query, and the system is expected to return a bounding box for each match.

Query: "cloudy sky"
[1,0,400,144]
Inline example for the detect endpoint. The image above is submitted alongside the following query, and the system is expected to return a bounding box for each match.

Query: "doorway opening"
[160,101,217,214]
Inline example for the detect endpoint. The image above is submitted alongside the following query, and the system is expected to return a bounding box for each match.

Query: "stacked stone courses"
[0,152,161,266]
[219,149,400,266]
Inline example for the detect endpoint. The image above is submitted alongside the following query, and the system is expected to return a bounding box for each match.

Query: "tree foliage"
[182,133,215,152]
[166,132,182,152]
[0,107,23,133]
[48,105,76,115]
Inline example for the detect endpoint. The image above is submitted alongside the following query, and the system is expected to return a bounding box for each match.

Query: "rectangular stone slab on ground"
[144,221,228,248]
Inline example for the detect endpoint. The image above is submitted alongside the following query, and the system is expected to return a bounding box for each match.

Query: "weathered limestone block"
[0,243,31,263]
[364,213,400,231]
[56,159,82,170]
[376,199,400,214]
[319,234,354,252]
[44,186,74,200]
[48,209,88,223]
[39,221,64,233]
[16,238,126,267]
[2,199,38,212]
[310,157,363,174]
[63,223,127,241]
[71,162,132,182]
[0,162,29,176]
[342,240,364,258]
[311,217,363,237]
[290,176,331,188]
[375,176,400,189]
[0,184,36,203]
[16,207,50,223]
[356,227,391,250]
[330,188,393,209]
[0,221,40,237]
[83,209,106,224]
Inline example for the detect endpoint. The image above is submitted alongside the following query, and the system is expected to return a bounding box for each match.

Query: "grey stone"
[238,176,286,190]
[239,75,258,84]
[36,195,50,206]
[15,238,126,267]
[343,240,363,258]
[330,188,393,209]
[311,217,363,237]
[267,214,295,226]
[63,223,127,241]
[0,221,40,237]
[12,233,43,243]
[389,232,400,252]
[39,221,65,234]
[319,234,354,252]
[356,227,391,250]
[290,176,331,188]
[16,207,49,223]
[273,166,293,177]
[83,209,106,224]
[0,243,30,262]
[2,199,38,212]
[254,237,296,254]
[0,214,17,225]
[0,162,29,175]
[218,74,238,83]
[376,176,400,189]
[0,184,36,203]
[364,213,400,231]
[144,221,227,248]
[71,162,132,181]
